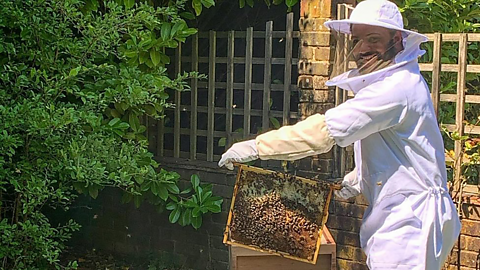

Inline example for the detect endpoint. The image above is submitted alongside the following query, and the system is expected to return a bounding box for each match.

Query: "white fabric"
[336,167,361,199]
[218,140,258,170]
[324,49,461,270]
[326,29,428,94]
[256,114,335,161]
[323,1,461,268]
[324,0,427,42]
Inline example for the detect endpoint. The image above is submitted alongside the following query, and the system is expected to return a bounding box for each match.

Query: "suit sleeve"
[255,114,335,160]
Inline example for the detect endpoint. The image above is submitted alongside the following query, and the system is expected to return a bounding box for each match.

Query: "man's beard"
[355,39,399,75]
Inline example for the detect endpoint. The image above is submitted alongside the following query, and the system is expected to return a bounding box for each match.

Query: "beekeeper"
[218,0,461,269]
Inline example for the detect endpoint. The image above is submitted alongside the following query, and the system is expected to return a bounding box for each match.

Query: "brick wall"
[298,0,368,269]
[445,197,480,270]
[67,158,236,270]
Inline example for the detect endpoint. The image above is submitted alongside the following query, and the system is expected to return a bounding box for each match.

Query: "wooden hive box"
[224,165,339,266]
[230,227,336,270]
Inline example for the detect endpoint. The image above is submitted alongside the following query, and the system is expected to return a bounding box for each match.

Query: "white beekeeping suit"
[218,0,461,269]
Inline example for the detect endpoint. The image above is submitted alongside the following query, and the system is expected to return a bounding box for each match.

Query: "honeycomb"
[224,166,334,263]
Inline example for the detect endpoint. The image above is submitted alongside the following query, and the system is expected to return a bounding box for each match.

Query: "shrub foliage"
[0,0,222,269]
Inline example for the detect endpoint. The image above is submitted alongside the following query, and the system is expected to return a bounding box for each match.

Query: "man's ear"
[394,31,402,43]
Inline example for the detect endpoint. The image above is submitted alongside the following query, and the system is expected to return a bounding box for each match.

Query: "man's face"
[350,24,402,73]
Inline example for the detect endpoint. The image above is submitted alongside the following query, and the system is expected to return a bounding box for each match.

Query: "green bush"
[0,0,221,269]
[397,0,480,183]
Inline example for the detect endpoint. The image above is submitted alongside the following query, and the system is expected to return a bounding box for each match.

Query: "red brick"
[335,201,367,219]
[327,215,363,233]
[313,75,330,89]
[298,89,334,103]
[300,32,331,46]
[337,244,367,261]
[329,228,361,247]
[448,249,480,268]
[298,75,314,89]
[337,258,369,270]
[462,203,480,221]
[312,158,333,173]
[461,219,480,236]
[299,46,315,60]
[299,17,330,31]
[298,59,330,76]
[298,102,334,116]
[300,0,333,18]
[464,235,480,251]
[314,46,333,61]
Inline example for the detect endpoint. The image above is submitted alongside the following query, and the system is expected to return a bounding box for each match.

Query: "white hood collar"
[325,32,427,93]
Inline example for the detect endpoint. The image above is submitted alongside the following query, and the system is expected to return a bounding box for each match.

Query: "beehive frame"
[223,164,339,264]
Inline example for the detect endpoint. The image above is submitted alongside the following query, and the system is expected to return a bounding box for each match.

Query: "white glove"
[335,168,361,199]
[218,140,259,170]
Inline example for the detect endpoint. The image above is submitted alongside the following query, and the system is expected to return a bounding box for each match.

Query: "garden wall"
[67,157,237,270]
[446,197,480,270]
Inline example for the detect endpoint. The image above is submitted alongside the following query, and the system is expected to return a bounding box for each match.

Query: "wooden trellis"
[155,13,299,162]
[419,33,480,201]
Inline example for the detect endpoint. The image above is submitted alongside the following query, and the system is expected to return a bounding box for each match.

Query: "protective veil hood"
[324,0,428,93]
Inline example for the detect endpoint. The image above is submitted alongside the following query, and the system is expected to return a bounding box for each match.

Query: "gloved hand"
[335,168,361,199]
[218,139,259,170]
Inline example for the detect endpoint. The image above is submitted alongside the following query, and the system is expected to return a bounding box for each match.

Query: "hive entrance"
[224,165,334,264]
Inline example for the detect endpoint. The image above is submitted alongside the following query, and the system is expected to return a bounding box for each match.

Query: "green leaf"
[158,184,169,201]
[128,113,140,132]
[150,50,161,66]
[179,28,198,37]
[124,0,135,9]
[191,215,202,229]
[168,194,178,202]
[184,199,198,208]
[169,207,181,223]
[69,66,81,77]
[161,23,171,41]
[201,190,213,203]
[192,0,203,16]
[205,204,221,213]
[285,0,298,7]
[191,174,200,189]
[180,12,196,20]
[135,176,144,185]
[171,22,185,38]
[269,117,281,129]
[180,187,192,194]
[192,206,201,217]
[218,137,226,147]
[246,0,254,7]
[134,196,142,208]
[197,186,203,202]
[166,201,176,210]
[109,118,121,126]
[239,0,245,8]
[201,0,215,8]
[121,192,133,204]
[89,187,99,199]
[182,208,192,225]
[166,183,180,194]
[124,50,137,58]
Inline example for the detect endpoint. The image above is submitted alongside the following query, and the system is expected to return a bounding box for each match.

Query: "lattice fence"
[149,13,300,163]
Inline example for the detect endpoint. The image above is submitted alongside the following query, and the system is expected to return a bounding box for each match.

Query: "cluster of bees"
[230,191,320,260]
